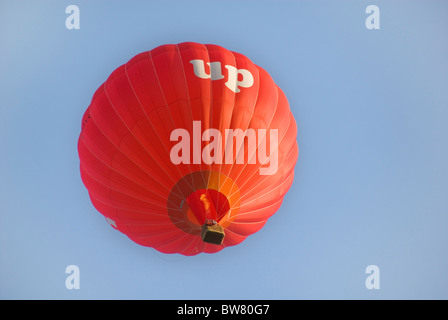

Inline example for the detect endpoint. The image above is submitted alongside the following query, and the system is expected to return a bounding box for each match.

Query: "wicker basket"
[201,223,225,245]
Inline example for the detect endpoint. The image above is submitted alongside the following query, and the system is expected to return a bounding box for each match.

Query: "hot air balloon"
[78,42,298,255]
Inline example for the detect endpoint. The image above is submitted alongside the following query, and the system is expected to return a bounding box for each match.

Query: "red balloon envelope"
[78,42,298,255]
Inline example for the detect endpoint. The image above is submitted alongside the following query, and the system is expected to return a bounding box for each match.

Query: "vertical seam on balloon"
[226,84,290,205]
[120,58,185,189]
[174,43,206,254]
[101,73,179,192]
[122,59,183,192]
[225,65,266,189]
[80,164,175,215]
[80,140,178,214]
[224,221,268,240]
[83,85,124,216]
[202,44,230,246]
[103,82,119,220]
[102,74,184,201]
[174,43,202,192]
[229,197,283,222]
[124,221,190,236]
[130,229,191,249]
[175,233,202,255]
[219,52,259,209]
[212,46,238,217]
[218,55,260,216]
[80,131,175,203]
[217,49,238,215]
[82,92,180,208]
[146,48,199,252]
[149,229,197,253]
[229,145,293,215]
[85,184,177,221]
[147,49,195,192]
[235,102,293,198]
[228,67,267,188]
[230,119,291,204]
[237,170,294,210]
[148,46,199,247]
[202,43,214,196]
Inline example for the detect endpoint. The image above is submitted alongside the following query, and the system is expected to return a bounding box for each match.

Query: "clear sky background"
[1,0,447,300]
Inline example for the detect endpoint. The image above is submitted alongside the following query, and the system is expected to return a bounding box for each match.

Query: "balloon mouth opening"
[166,170,241,241]
[185,189,230,226]
[185,189,228,245]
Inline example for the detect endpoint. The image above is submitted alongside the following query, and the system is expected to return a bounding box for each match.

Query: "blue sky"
[1,0,447,299]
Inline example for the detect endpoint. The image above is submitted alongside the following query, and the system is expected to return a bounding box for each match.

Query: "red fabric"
[78,42,298,255]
